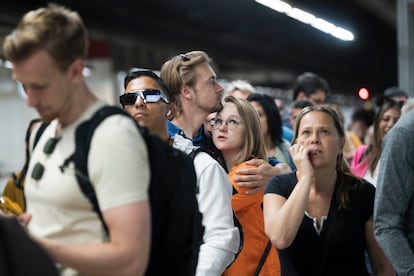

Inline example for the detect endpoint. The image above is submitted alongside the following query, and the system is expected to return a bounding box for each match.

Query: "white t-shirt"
[25,101,149,274]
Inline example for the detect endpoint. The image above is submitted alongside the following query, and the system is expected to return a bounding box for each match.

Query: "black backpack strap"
[60,106,131,237]
[15,122,50,189]
[33,122,49,150]
[253,240,272,276]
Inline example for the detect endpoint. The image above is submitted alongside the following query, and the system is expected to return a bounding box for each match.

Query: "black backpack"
[0,216,59,276]
[37,105,203,276]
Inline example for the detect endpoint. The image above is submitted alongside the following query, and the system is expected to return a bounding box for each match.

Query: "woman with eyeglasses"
[263,105,393,276]
[351,99,401,186]
[212,95,281,276]
[121,70,241,276]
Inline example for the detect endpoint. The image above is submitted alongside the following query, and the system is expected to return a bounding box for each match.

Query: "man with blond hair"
[3,4,151,275]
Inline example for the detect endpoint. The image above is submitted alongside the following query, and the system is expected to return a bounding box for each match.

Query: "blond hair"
[3,3,88,71]
[160,51,211,114]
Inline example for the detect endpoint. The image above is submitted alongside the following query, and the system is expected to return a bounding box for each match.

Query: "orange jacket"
[223,163,280,276]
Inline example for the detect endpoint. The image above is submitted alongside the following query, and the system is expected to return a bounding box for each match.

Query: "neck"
[59,84,97,128]
[313,169,337,194]
[172,110,207,139]
[152,122,170,143]
[264,135,274,156]
[222,150,239,171]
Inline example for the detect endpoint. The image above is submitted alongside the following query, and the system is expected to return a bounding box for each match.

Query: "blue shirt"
[168,121,206,148]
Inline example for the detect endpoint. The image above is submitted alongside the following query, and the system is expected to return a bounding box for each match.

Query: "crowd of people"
[1,3,413,276]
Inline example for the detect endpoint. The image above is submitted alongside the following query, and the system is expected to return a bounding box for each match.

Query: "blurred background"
[0,0,412,182]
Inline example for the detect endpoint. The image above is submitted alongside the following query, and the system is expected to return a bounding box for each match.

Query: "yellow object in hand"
[0,196,23,216]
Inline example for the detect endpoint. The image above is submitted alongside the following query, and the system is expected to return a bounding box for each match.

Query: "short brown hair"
[3,3,89,71]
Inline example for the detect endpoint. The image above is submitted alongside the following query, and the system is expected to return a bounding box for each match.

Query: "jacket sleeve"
[228,163,264,212]
[193,153,241,276]
[374,124,414,275]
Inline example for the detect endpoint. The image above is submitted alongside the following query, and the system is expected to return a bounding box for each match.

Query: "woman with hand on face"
[263,106,394,276]
[212,95,281,276]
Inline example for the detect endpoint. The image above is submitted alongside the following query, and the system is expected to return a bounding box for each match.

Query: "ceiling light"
[255,0,354,41]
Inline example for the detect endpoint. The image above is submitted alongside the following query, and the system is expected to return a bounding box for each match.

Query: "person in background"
[203,112,216,137]
[351,100,401,186]
[212,95,281,276]
[348,107,375,147]
[374,109,414,275]
[225,79,295,145]
[160,51,289,195]
[121,69,240,275]
[383,86,408,105]
[274,97,286,118]
[225,79,255,100]
[263,105,394,275]
[248,93,295,170]
[292,72,330,105]
[288,99,313,131]
[3,4,151,275]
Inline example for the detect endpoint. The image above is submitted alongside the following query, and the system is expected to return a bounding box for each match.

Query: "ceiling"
[0,0,398,98]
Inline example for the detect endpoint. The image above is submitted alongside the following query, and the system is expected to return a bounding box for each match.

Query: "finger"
[234,168,258,177]
[18,213,32,226]
[244,159,263,166]
[234,173,259,183]
[236,180,256,188]
[244,186,263,195]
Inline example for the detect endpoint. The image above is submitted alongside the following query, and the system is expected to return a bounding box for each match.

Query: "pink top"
[350,144,369,177]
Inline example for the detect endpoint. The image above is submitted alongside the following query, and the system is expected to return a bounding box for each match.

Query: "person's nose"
[218,121,228,131]
[216,82,224,94]
[24,89,38,107]
[135,95,145,108]
[310,132,321,144]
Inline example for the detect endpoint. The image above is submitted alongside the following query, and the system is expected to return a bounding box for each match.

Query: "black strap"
[253,240,272,276]
[33,122,49,149]
[15,122,49,189]
[60,106,131,237]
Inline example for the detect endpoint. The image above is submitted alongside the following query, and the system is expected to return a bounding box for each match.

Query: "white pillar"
[397,0,414,97]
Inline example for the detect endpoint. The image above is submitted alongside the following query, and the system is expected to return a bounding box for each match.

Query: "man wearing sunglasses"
[160,51,290,195]
[121,69,241,275]
[3,5,151,275]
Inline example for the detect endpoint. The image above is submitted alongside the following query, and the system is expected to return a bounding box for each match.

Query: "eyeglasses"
[210,118,242,130]
[119,89,170,107]
[31,137,60,181]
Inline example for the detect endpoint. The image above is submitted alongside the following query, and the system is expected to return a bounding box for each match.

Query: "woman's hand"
[289,144,314,182]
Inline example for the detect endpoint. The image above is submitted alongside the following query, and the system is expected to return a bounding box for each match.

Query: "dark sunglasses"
[119,89,170,107]
[31,137,60,181]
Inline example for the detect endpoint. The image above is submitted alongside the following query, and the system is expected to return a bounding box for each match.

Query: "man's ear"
[69,58,84,84]
[181,85,193,100]
[166,103,176,119]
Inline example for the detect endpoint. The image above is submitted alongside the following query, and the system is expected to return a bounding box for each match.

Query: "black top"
[265,172,374,276]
